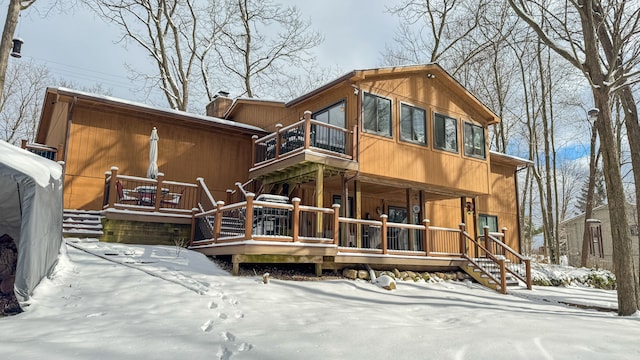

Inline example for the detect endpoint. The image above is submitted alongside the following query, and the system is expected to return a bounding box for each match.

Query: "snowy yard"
[1,238,639,360]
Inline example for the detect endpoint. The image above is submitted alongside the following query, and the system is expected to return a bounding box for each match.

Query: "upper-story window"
[363,92,392,137]
[463,122,486,159]
[400,103,427,145]
[312,100,346,153]
[434,113,458,152]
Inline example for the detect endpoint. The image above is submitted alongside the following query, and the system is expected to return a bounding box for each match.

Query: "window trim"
[463,121,486,159]
[362,92,393,138]
[399,101,428,146]
[312,99,346,127]
[433,112,459,153]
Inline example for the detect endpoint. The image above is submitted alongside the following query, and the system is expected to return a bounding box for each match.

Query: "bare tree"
[0,61,49,144]
[87,0,226,111]
[214,0,322,98]
[509,0,640,315]
[0,0,37,100]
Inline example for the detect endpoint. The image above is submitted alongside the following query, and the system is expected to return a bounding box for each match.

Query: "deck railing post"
[108,166,119,207]
[501,227,508,256]
[214,201,225,241]
[275,123,282,159]
[189,207,198,246]
[251,134,258,165]
[226,189,234,204]
[304,111,312,149]
[423,219,430,256]
[498,258,507,294]
[525,259,532,290]
[381,214,388,254]
[56,143,65,162]
[244,193,255,240]
[155,172,165,211]
[21,139,27,150]
[332,204,341,246]
[484,225,491,255]
[292,198,301,242]
[458,223,466,256]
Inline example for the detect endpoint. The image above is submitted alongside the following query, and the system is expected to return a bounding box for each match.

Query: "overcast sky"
[3,1,402,109]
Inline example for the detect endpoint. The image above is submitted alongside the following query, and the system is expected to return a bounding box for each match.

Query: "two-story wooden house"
[30,64,531,292]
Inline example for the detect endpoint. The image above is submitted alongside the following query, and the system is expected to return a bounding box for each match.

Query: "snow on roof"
[0,140,63,188]
[489,150,533,166]
[50,87,266,133]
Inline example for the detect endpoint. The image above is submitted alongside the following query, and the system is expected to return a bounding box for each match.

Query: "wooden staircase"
[63,210,103,239]
[461,257,520,293]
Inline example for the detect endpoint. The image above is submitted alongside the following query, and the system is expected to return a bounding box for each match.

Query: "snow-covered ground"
[1,238,639,360]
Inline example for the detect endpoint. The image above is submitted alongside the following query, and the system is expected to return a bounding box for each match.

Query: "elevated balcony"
[250,111,359,182]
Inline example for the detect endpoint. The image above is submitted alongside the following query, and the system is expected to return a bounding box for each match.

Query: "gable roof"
[285,63,501,125]
[36,87,266,143]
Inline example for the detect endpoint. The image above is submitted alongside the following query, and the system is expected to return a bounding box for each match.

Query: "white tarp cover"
[0,140,63,301]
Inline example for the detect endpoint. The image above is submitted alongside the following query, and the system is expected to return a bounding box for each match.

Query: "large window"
[400,103,427,145]
[363,92,392,137]
[434,113,458,152]
[312,100,346,152]
[464,122,486,158]
[478,214,498,236]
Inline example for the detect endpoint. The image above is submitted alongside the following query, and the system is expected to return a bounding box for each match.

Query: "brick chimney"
[206,91,233,118]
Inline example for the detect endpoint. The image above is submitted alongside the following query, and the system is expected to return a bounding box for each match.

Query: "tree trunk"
[0,0,22,99]
[618,86,640,308]
[593,90,639,316]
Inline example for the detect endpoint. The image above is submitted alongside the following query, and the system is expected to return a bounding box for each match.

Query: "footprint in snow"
[216,346,232,360]
[218,312,228,320]
[234,311,244,319]
[222,331,236,342]
[208,301,218,309]
[237,343,253,352]
[201,320,214,332]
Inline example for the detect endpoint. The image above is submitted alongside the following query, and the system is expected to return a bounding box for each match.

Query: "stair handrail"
[484,230,532,290]
[460,226,507,294]
[227,179,253,203]
[196,177,216,212]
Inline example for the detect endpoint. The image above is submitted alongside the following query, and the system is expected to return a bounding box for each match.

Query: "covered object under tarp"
[0,140,63,303]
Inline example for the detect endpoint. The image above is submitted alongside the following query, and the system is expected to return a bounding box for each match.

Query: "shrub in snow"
[530,262,616,289]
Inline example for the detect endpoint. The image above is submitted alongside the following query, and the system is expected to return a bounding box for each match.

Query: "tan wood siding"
[64,105,254,210]
[230,103,295,131]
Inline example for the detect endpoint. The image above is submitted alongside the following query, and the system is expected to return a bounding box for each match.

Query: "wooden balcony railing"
[103,166,199,214]
[252,111,355,166]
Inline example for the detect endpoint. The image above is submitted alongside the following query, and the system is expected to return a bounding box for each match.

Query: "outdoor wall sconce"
[10,38,23,58]
[465,201,474,214]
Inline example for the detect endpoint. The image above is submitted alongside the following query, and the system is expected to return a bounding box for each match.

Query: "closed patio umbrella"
[146,127,159,179]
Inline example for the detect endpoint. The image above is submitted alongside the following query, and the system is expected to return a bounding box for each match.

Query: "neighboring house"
[29,64,532,292]
[560,203,640,271]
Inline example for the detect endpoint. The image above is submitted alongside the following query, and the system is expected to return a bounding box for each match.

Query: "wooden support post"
[525,259,532,290]
[304,111,312,149]
[316,164,324,237]
[459,223,466,256]
[189,208,198,247]
[108,166,118,208]
[232,255,240,276]
[226,189,233,204]
[501,227,508,249]
[292,197,301,242]
[56,143,65,162]
[355,180,362,248]
[484,225,492,255]
[275,123,282,159]
[352,124,358,159]
[244,193,255,240]
[406,188,414,251]
[214,201,225,241]
[332,204,341,246]
[315,263,323,277]
[381,214,388,254]
[21,139,27,149]
[498,258,507,294]
[154,172,165,211]
[423,219,430,256]
[251,135,258,165]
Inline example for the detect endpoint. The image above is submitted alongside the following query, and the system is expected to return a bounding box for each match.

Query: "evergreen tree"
[575,168,606,214]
